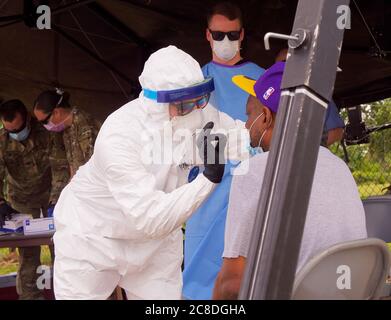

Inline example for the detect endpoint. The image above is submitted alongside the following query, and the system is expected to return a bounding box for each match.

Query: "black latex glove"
[0,201,18,228]
[197,122,227,183]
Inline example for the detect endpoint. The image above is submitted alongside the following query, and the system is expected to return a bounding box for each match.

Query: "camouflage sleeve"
[79,124,99,162]
[49,133,70,204]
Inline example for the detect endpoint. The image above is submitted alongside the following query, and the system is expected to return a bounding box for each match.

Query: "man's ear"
[240,28,245,42]
[264,107,273,126]
[206,28,211,42]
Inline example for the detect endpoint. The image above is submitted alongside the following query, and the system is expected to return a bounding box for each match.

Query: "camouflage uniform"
[61,108,100,177]
[0,117,69,300]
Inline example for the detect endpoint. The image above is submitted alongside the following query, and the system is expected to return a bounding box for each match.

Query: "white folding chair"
[292,238,390,300]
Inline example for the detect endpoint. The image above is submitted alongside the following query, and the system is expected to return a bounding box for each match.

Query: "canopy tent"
[0,0,390,120]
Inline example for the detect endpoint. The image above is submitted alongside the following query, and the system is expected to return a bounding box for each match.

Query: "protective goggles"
[208,29,242,41]
[143,77,214,103]
[172,94,211,116]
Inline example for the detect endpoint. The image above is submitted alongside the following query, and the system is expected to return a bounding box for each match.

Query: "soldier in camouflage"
[60,107,101,177]
[34,90,101,178]
[0,100,69,300]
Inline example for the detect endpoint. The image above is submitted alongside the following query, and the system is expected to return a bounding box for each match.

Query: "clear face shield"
[142,78,216,169]
[142,77,215,117]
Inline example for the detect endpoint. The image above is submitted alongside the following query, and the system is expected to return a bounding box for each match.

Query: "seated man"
[213,62,368,299]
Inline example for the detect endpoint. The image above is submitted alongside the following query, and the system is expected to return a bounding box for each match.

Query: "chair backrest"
[363,196,391,242]
[292,238,390,300]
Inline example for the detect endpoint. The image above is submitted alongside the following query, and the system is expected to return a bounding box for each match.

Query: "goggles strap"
[143,88,158,101]
[143,78,214,103]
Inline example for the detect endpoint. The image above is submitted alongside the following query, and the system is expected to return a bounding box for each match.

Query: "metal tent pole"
[51,24,138,94]
[239,0,350,300]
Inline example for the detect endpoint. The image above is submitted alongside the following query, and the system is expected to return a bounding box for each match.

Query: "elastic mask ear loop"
[258,118,273,149]
[249,112,264,136]
[258,129,267,149]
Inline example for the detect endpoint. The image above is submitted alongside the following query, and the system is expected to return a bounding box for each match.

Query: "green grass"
[0,246,52,276]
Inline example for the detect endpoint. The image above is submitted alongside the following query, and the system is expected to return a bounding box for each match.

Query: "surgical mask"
[248,145,263,156]
[171,109,204,166]
[171,108,203,135]
[44,121,65,133]
[213,36,239,62]
[9,124,31,142]
[44,112,71,133]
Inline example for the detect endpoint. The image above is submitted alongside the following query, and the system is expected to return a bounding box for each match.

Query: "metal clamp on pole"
[264,29,308,50]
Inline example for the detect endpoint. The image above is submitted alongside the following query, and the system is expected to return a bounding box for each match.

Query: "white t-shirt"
[223,147,368,272]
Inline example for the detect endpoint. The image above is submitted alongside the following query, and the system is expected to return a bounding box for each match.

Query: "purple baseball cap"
[232,61,285,113]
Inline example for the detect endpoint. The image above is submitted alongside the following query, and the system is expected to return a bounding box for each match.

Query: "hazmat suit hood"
[138,45,205,124]
[138,46,213,167]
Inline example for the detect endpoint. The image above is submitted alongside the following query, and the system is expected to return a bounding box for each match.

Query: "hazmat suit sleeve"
[95,132,216,240]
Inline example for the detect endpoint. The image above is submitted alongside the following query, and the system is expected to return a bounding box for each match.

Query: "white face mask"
[170,109,204,166]
[171,108,203,134]
[213,36,239,62]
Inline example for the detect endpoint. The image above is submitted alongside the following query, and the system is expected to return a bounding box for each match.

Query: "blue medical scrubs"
[183,60,264,300]
[202,61,265,121]
[325,100,345,131]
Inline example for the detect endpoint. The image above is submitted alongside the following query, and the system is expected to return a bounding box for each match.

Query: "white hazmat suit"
[53,46,249,300]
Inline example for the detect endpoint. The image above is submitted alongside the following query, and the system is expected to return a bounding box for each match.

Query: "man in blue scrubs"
[183,2,265,300]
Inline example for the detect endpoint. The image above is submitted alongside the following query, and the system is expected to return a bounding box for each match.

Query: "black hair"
[207,2,243,28]
[34,90,71,114]
[0,99,28,122]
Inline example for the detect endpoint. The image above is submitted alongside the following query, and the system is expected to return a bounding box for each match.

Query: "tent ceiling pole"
[52,24,137,92]
[0,14,21,22]
[67,9,130,99]
[239,0,350,300]
[86,2,149,50]
[49,0,96,16]
[120,0,191,22]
